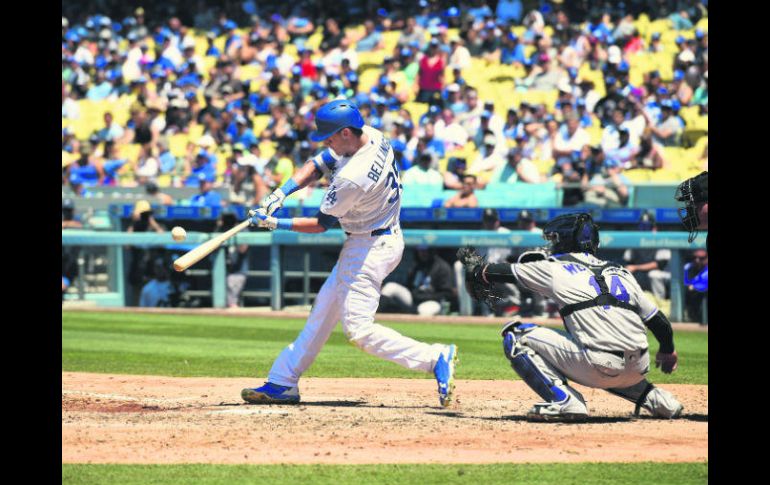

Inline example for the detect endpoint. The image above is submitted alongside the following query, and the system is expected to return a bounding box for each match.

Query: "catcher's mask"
[542,212,600,255]
[675,171,708,243]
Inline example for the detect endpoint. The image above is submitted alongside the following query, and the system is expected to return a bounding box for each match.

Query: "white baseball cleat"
[526,395,589,422]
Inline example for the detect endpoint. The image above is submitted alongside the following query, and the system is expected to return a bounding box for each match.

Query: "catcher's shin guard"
[501,322,584,407]
[608,380,683,418]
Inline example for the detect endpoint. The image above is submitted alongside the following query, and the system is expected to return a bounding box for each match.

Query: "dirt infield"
[62,372,707,465]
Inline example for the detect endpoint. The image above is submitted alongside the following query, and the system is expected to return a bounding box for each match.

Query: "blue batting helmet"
[309,99,365,142]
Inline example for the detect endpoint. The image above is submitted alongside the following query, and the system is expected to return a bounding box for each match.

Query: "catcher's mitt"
[456,246,502,308]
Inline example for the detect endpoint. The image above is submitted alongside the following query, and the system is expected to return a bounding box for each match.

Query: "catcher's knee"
[501,319,539,361]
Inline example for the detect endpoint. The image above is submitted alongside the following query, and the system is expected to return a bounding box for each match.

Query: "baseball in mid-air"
[171,226,187,242]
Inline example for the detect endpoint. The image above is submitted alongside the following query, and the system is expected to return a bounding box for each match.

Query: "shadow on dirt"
[425,411,708,423]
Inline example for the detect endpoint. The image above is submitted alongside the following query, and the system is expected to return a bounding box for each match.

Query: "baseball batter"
[459,212,683,421]
[242,99,458,407]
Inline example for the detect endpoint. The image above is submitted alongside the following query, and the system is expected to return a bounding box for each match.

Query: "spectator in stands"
[444,174,479,208]
[552,114,590,169]
[355,20,384,52]
[582,155,630,208]
[443,157,468,190]
[434,108,469,150]
[398,17,425,51]
[265,142,296,190]
[402,152,443,186]
[286,7,315,50]
[183,137,217,186]
[380,246,455,316]
[190,173,223,207]
[646,99,683,147]
[499,32,527,66]
[95,112,125,143]
[416,39,445,104]
[605,129,641,170]
[623,212,671,302]
[684,249,708,324]
[492,146,541,184]
[139,260,173,307]
[496,0,523,23]
[134,144,160,185]
[524,54,566,91]
[468,133,506,188]
[448,36,471,70]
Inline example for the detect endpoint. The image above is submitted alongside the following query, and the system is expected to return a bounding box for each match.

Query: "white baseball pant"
[267,231,447,387]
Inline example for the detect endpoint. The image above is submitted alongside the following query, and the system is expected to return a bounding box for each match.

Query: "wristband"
[277,218,293,230]
[280,178,299,197]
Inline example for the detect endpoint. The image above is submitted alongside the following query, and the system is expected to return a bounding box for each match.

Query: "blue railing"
[62,229,707,320]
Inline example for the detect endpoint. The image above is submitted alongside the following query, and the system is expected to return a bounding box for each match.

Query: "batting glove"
[260,189,286,216]
[655,351,678,374]
[248,208,278,230]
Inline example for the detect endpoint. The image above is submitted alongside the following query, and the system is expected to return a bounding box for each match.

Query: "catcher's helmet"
[542,212,600,255]
[309,99,365,142]
[675,171,708,242]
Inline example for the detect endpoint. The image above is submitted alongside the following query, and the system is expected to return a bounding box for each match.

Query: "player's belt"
[584,346,648,359]
[345,225,399,237]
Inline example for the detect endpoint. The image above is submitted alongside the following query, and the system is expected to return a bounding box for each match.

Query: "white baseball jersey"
[511,252,658,352]
[311,126,401,234]
[266,129,448,389]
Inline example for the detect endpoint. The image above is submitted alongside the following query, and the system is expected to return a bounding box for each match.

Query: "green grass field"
[62,311,707,483]
[61,462,708,485]
[62,311,707,384]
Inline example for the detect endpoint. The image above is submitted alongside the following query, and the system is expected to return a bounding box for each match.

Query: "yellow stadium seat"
[304,28,324,51]
[402,101,429,125]
[357,50,387,68]
[252,115,271,135]
[695,18,708,31]
[156,174,172,188]
[238,64,262,84]
[647,168,679,182]
[188,124,205,140]
[533,158,555,176]
[623,169,653,183]
[587,125,602,146]
[118,143,142,162]
[169,134,190,157]
[382,30,401,52]
[258,140,276,159]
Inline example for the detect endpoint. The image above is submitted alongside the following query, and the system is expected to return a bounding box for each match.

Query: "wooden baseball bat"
[173,219,251,272]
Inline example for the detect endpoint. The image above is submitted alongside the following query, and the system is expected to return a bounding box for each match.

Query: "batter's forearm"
[281,217,328,233]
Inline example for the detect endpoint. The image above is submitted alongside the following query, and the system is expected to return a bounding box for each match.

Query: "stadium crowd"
[62,0,708,210]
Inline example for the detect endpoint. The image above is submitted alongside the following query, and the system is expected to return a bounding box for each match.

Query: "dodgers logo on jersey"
[326,185,338,205]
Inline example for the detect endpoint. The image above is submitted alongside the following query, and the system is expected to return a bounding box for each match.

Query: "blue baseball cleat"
[434,344,458,407]
[241,382,300,404]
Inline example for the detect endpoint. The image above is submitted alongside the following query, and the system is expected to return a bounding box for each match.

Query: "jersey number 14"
[588,275,630,307]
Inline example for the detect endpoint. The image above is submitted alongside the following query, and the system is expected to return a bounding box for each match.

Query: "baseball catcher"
[458,212,683,421]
